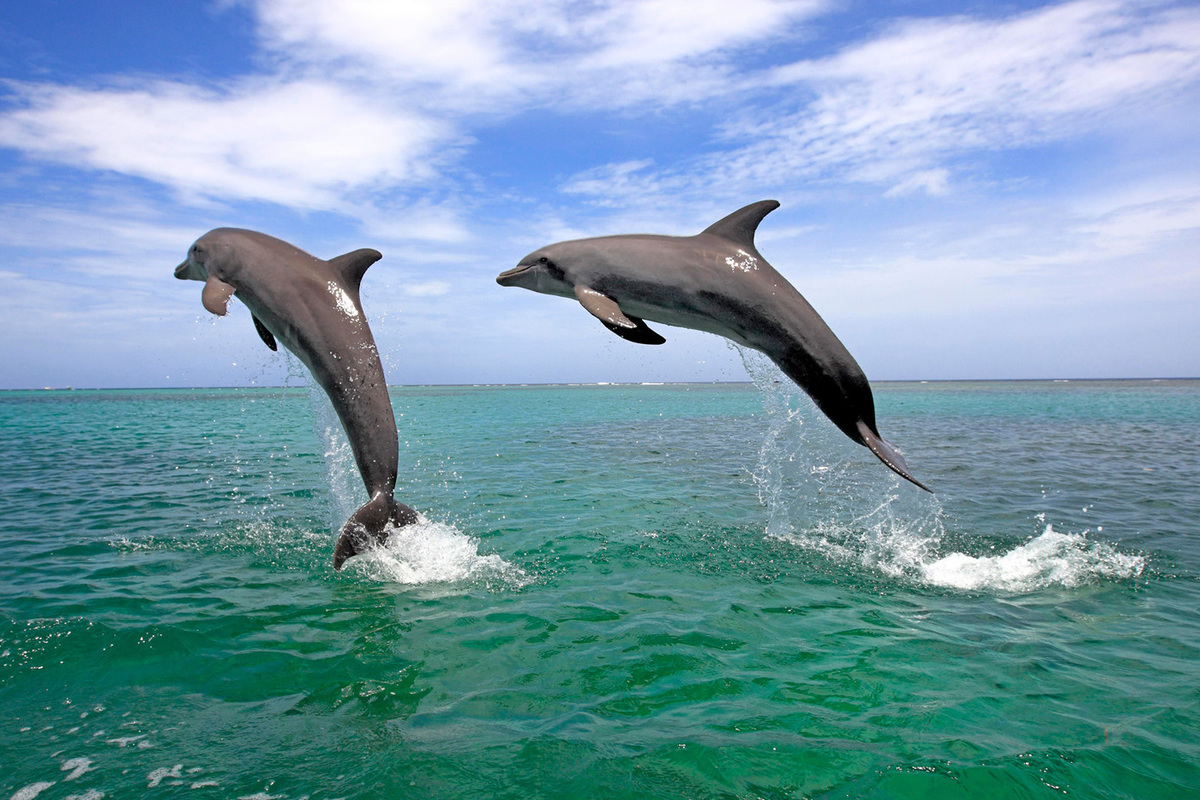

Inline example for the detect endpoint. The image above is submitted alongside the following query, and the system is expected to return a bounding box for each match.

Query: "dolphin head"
[174,241,208,282]
[175,229,248,282]
[175,231,233,283]
[497,246,575,297]
[174,230,240,316]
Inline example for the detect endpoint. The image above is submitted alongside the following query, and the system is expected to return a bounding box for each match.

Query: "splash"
[289,354,523,587]
[735,345,1145,593]
[346,517,528,588]
[290,354,366,529]
[922,525,1144,592]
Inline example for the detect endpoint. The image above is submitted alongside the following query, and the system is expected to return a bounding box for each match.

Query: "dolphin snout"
[496,264,531,286]
[175,259,206,281]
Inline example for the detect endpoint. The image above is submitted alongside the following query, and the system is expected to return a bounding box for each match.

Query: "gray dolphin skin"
[497,200,930,492]
[175,228,419,568]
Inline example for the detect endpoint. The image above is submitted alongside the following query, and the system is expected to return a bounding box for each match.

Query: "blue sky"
[1,0,1197,388]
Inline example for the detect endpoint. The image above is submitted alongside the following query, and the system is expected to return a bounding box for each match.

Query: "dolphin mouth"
[496,264,531,285]
[174,260,191,280]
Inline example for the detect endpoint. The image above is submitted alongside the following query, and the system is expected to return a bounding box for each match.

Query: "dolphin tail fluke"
[332,492,420,570]
[855,420,932,493]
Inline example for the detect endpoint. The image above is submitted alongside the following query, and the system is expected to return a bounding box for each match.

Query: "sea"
[2,354,1198,799]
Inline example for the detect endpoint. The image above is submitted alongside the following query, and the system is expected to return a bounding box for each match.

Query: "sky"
[1,0,1197,389]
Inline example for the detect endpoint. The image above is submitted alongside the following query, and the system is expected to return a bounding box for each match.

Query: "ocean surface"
[3,359,1199,799]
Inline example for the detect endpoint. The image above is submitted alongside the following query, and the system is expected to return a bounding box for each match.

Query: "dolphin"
[175,228,419,568]
[496,200,930,492]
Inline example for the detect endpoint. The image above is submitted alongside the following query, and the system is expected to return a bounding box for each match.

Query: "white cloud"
[562,0,1200,205]
[254,0,826,109]
[357,201,472,245]
[0,202,199,282]
[784,180,1200,324]
[0,79,450,209]
[735,0,1200,185]
[573,0,819,68]
[403,281,453,297]
[1070,181,1200,258]
[884,169,950,198]
[2,0,1195,214]
[0,0,830,216]
[561,159,664,203]
[254,0,538,104]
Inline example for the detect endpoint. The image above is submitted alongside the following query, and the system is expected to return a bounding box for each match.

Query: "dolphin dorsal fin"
[701,200,780,249]
[327,248,383,292]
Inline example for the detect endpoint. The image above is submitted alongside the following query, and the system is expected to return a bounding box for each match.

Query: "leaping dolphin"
[175,228,419,568]
[497,200,930,492]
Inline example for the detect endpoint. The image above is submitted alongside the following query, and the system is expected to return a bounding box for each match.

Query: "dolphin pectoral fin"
[602,315,667,345]
[575,285,667,345]
[855,420,932,493]
[332,493,419,570]
[251,314,278,351]
[575,284,633,327]
[201,276,236,316]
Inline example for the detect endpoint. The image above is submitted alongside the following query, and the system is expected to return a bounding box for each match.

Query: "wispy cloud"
[753,0,1200,184]
[564,0,1200,203]
[0,79,450,210]
[402,281,453,297]
[884,169,950,198]
[0,0,828,216]
[254,0,826,108]
[0,202,199,282]
[784,182,1200,322]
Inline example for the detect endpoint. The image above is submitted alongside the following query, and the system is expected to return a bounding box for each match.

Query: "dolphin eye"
[538,256,549,264]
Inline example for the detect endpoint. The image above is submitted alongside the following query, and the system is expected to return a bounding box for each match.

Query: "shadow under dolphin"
[497,200,931,492]
[175,228,419,569]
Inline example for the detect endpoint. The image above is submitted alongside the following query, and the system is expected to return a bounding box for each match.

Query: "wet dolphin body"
[175,228,419,568]
[497,200,930,492]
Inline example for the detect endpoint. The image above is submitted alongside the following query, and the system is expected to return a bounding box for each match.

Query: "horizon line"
[4,376,1199,392]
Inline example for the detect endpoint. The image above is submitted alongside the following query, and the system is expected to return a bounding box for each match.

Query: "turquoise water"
[2,364,1199,798]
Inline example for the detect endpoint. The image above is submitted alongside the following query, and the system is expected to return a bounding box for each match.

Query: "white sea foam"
[348,518,528,588]
[11,783,55,800]
[105,735,145,748]
[60,757,94,781]
[736,345,1146,594]
[146,765,182,788]
[767,476,1145,594]
[922,525,1144,591]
